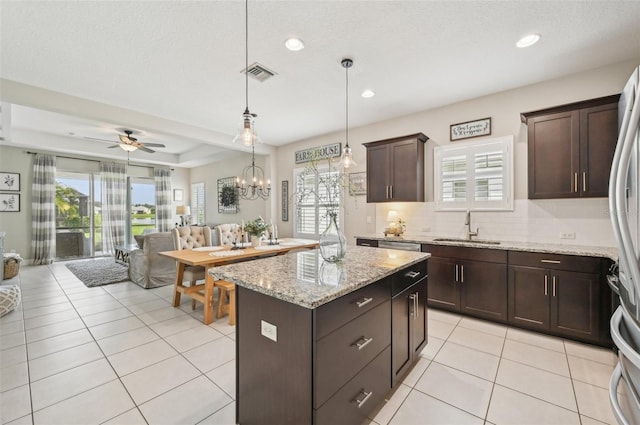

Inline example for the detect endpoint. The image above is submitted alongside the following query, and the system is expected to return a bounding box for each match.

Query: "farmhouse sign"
[295,143,342,164]
[450,117,492,141]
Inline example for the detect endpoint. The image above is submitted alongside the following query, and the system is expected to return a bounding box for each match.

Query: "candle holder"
[267,232,279,246]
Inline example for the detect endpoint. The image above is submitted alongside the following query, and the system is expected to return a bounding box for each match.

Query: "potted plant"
[244,216,270,247]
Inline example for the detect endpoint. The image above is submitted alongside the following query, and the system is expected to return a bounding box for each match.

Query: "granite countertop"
[210,246,430,309]
[355,234,618,261]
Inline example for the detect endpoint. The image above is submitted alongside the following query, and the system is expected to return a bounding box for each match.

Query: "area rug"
[65,258,129,287]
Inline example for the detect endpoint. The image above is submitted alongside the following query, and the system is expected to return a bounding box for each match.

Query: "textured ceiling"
[1,1,640,167]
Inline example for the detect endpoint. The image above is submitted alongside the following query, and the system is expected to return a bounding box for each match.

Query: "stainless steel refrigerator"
[609,65,640,424]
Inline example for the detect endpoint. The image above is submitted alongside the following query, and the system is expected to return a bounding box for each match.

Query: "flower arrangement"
[244,216,270,237]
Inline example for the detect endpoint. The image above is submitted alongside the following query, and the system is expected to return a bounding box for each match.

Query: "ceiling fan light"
[119,143,138,152]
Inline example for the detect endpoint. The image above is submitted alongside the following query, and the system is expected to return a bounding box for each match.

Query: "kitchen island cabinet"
[211,247,429,425]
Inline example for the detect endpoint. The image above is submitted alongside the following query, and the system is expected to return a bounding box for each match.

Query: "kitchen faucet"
[465,210,479,240]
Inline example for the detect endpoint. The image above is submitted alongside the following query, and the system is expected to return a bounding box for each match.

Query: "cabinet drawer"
[508,251,602,273]
[315,300,390,408]
[423,244,507,263]
[315,346,391,425]
[392,260,428,297]
[356,238,379,247]
[316,277,391,339]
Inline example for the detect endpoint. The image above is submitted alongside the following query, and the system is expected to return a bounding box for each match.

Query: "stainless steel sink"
[433,238,501,245]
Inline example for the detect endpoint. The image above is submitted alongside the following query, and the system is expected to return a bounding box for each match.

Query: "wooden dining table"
[159,239,319,324]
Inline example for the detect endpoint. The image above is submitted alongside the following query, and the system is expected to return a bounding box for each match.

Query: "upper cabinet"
[522,95,620,199]
[363,133,429,203]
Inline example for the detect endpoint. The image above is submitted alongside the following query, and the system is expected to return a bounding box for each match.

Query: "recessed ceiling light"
[516,33,541,48]
[361,89,375,98]
[284,37,304,51]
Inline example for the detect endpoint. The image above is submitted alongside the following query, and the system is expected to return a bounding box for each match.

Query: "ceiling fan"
[85,129,166,153]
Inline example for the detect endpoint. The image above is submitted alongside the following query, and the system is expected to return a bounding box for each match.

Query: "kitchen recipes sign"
[295,143,342,164]
[450,117,492,141]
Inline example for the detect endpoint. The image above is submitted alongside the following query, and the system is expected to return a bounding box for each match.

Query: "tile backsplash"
[375,198,614,247]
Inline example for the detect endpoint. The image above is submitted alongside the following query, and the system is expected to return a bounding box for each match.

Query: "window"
[191,182,205,225]
[294,166,342,239]
[130,178,155,239]
[434,135,513,211]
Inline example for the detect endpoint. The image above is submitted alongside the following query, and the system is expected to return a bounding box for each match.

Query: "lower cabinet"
[508,251,608,344]
[423,244,508,322]
[392,273,427,385]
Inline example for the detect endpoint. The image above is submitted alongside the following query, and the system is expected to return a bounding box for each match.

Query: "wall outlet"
[560,232,576,240]
[261,320,277,342]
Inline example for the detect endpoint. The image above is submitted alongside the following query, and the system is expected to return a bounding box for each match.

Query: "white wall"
[189,151,269,226]
[274,58,640,247]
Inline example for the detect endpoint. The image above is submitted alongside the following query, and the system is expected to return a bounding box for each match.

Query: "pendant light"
[339,58,357,168]
[232,0,262,146]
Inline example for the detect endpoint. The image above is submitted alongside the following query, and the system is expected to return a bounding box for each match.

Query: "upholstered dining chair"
[171,226,213,311]
[216,223,243,246]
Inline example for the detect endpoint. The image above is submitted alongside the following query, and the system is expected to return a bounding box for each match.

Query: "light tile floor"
[0,262,621,424]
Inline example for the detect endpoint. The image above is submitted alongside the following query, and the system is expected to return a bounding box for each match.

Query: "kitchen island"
[211,246,430,425]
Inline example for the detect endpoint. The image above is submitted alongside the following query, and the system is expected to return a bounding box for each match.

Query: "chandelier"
[232,0,262,147]
[236,143,271,200]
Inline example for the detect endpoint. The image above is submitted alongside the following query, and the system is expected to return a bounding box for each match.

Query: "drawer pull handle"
[353,336,374,351]
[353,390,373,408]
[405,271,420,279]
[540,259,561,264]
[356,297,373,308]
[360,243,371,247]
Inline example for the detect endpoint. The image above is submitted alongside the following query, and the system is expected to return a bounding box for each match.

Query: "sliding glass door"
[130,177,156,240]
[55,171,101,259]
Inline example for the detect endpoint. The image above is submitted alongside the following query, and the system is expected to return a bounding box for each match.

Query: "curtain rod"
[26,151,174,171]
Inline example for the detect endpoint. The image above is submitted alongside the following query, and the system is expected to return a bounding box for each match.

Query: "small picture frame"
[450,117,492,141]
[348,172,366,196]
[173,189,183,202]
[281,180,289,221]
[0,172,20,192]
[0,193,20,212]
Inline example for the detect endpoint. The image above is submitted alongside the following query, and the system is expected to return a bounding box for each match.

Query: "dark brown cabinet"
[355,238,379,248]
[522,95,619,199]
[508,251,608,344]
[391,261,428,385]
[423,244,508,322]
[363,133,428,203]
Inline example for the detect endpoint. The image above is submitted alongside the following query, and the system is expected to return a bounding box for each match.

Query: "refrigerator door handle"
[610,364,632,425]
[611,307,640,368]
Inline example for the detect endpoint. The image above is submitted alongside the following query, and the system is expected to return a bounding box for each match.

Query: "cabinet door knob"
[352,390,373,408]
[355,297,373,308]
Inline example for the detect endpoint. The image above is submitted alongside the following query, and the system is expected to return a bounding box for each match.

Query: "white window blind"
[434,135,513,211]
[190,182,205,224]
[294,167,342,239]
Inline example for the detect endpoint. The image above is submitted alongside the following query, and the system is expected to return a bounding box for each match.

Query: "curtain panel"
[101,162,127,254]
[154,168,172,232]
[31,154,57,265]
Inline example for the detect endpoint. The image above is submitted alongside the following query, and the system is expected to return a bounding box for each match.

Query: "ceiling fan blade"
[85,136,116,143]
[138,146,155,153]
[141,142,165,148]
[107,144,121,149]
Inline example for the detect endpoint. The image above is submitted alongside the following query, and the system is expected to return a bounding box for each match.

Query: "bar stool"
[214,280,236,325]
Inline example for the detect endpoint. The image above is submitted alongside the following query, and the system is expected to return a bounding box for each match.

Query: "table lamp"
[176,205,191,226]
[384,210,405,237]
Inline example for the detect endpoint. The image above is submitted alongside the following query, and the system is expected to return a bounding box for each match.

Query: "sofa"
[128,232,176,289]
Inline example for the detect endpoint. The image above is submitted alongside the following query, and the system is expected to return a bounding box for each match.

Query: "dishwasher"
[378,240,422,252]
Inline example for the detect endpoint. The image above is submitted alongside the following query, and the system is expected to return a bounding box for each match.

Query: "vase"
[319,212,346,263]
[251,235,261,247]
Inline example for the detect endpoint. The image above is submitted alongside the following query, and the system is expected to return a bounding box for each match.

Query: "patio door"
[55,171,101,259]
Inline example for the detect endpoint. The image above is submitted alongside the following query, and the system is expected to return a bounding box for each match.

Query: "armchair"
[128,232,176,289]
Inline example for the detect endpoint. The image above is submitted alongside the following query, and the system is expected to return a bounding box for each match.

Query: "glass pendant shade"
[233,112,263,146]
[340,145,357,168]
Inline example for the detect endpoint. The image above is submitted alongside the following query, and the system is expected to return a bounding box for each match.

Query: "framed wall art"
[281,180,289,221]
[450,117,491,141]
[0,194,20,212]
[348,172,366,196]
[173,189,183,202]
[0,172,20,192]
[218,177,239,214]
